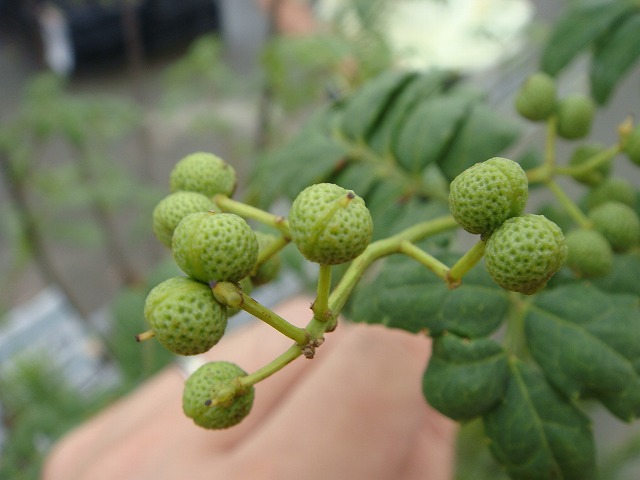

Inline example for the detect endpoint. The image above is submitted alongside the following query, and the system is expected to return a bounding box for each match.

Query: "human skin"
[42,296,456,480]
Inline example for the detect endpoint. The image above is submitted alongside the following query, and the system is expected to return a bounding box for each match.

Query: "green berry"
[182,361,254,430]
[143,276,227,355]
[515,72,557,122]
[169,152,236,197]
[565,228,613,278]
[152,191,214,248]
[288,183,373,265]
[556,95,595,140]
[484,214,567,295]
[172,211,259,283]
[567,143,611,186]
[251,231,282,286]
[584,178,636,210]
[623,123,640,166]
[448,157,528,236]
[589,201,640,252]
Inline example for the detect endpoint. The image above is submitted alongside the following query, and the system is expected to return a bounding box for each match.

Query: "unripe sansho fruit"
[289,183,373,265]
[182,361,254,430]
[568,143,611,186]
[251,231,282,286]
[448,157,528,236]
[565,229,613,278]
[556,95,595,140]
[144,276,227,355]
[172,211,258,283]
[484,214,567,295]
[515,72,557,121]
[589,201,640,252]
[623,124,640,166]
[170,152,237,197]
[152,191,214,248]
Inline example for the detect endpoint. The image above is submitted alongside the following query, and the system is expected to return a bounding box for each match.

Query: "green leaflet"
[250,107,347,205]
[526,284,640,421]
[592,252,640,297]
[483,360,596,480]
[591,13,640,104]
[367,70,453,156]
[436,103,520,181]
[338,70,416,141]
[540,1,634,76]
[392,94,474,175]
[349,255,508,337]
[422,334,509,421]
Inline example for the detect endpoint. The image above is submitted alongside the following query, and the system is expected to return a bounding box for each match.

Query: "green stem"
[545,179,592,228]
[240,292,309,345]
[527,115,557,184]
[238,344,302,389]
[312,264,332,321]
[555,144,620,178]
[398,240,449,282]
[448,240,486,286]
[214,194,291,238]
[328,215,460,316]
[253,234,289,274]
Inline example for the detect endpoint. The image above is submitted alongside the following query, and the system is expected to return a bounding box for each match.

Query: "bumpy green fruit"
[567,143,611,186]
[289,183,373,265]
[251,231,282,286]
[556,95,595,140]
[515,72,557,122]
[448,157,528,236]
[170,152,236,197]
[144,276,227,355]
[172,211,258,283]
[623,124,640,166]
[484,214,567,295]
[152,191,214,248]
[182,361,254,430]
[584,177,636,210]
[589,201,640,252]
[565,228,613,278]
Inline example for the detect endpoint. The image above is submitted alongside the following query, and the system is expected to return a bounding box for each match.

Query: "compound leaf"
[483,359,596,480]
[526,284,640,421]
[592,252,640,298]
[350,255,508,338]
[540,2,633,76]
[591,12,640,104]
[422,334,509,421]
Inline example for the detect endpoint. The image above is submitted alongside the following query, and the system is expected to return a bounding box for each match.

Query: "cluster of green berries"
[143,152,375,429]
[144,152,283,430]
[515,72,595,140]
[449,157,567,294]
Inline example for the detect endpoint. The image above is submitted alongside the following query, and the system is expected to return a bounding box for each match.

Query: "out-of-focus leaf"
[339,70,416,141]
[251,107,347,205]
[393,94,473,174]
[368,70,453,156]
[540,2,634,75]
[423,334,509,420]
[591,13,640,104]
[526,284,640,421]
[592,252,640,297]
[350,255,508,337]
[483,359,596,480]
[436,103,520,181]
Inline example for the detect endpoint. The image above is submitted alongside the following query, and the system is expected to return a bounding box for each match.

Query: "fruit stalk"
[448,240,486,286]
[398,241,450,282]
[312,264,333,321]
[214,194,291,238]
[545,179,592,229]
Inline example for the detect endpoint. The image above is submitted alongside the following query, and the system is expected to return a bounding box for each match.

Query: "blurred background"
[0,1,638,478]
